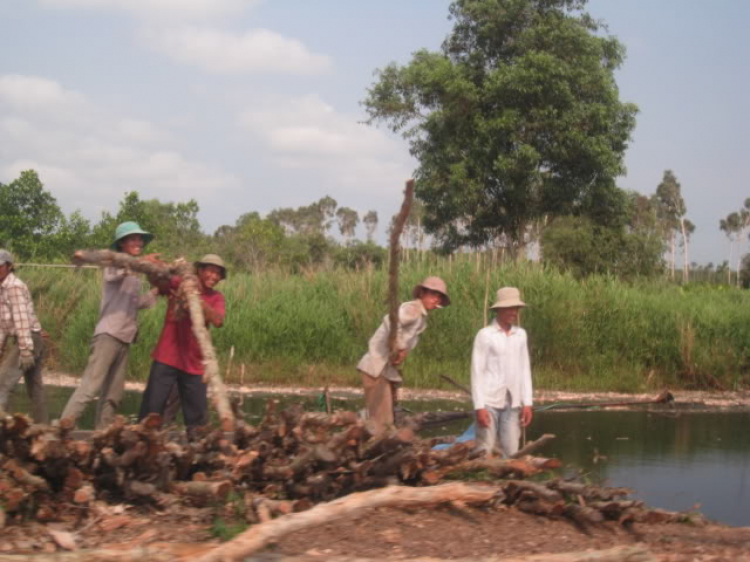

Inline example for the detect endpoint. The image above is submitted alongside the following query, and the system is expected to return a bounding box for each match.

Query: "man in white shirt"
[471,287,533,457]
[357,276,450,430]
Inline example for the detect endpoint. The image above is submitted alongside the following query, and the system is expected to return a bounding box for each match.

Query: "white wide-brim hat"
[489,287,526,309]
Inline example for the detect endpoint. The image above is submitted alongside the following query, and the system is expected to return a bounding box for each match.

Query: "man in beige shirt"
[61,221,159,429]
[357,276,450,429]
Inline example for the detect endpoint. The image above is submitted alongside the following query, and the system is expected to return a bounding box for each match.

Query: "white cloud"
[0,75,86,112]
[241,95,395,157]
[141,26,332,75]
[0,74,240,220]
[38,0,256,21]
[239,94,414,199]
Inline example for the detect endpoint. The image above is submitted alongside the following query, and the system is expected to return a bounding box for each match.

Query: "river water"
[9,387,749,526]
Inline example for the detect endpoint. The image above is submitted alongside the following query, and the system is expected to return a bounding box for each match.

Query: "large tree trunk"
[669,231,676,280]
[679,218,689,283]
[0,545,656,562]
[195,483,498,562]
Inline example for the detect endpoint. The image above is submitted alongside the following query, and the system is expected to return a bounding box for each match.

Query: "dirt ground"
[2,500,749,561]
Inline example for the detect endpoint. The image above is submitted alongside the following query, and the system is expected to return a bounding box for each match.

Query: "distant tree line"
[1,167,747,285]
[0,170,387,272]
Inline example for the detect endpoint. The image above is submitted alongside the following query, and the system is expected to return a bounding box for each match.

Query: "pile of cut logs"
[0,402,700,533]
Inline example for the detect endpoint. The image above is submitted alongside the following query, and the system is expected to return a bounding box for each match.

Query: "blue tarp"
[432,422,476,450]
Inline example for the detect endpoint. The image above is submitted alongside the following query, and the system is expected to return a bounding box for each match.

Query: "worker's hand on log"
[476,408,491,428]
[18,350,35,372]
[521,405,533,427]
[391,349,408,366]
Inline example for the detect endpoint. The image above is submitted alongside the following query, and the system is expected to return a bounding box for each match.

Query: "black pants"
[139,361,207,432]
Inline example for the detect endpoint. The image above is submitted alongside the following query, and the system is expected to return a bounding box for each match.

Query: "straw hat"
[489,287,526,309]
[412,276,450,307]
[195,253,227,279]
[0,249,14,266]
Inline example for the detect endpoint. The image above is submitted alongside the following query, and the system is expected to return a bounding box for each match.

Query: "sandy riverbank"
[43,371,750,411]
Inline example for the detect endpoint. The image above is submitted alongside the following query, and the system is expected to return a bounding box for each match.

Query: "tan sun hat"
[0,249,14,266]
[412,276,450,307]
[195,254,227,279]
[489,287,526,309]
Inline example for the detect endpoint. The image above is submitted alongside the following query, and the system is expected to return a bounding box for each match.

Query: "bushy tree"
[335,207,360,241]
[90,191,206,258]
[0,170,66,260]
[363,0,638,257]
[654,170,691,281]
[213,212,287,270]
[363,210,379,242]
[334,241,388,270]
[268,196,339,236]
[542,190,663,278]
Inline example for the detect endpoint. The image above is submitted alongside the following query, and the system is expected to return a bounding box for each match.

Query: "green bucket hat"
[112,221,153,250]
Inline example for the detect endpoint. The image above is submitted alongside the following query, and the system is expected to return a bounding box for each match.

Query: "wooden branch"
[195,482,499,562]
[439,374,471,396]
[387,179,415,359]
[72,250,179,280]
[3,459,49,491]
[0,546,199,561]
[181,273,235,431]
[240,545,657,562]
[511,433,556,459]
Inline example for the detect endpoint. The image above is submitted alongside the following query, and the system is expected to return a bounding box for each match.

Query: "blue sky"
[0,0,747,265]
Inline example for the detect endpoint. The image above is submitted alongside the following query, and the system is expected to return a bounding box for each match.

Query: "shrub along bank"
[21,261,750,393]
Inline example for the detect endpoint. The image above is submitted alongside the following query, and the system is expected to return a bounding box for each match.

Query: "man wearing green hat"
[61,221,160,428]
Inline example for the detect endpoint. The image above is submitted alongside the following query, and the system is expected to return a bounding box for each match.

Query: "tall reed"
[18,260,750,392]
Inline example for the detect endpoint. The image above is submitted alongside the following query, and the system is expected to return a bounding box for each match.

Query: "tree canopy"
[363,0,638,255]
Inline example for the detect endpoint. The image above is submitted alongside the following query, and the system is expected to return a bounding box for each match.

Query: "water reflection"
[8,386,749,526]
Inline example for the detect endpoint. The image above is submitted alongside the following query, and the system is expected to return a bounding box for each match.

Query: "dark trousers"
[139,361,207,432]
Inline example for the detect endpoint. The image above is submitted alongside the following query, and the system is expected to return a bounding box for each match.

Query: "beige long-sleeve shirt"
[93,267,157,344]
[356,299,428,383]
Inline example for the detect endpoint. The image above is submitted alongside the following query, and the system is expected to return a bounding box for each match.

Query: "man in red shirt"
[139,254,226,439]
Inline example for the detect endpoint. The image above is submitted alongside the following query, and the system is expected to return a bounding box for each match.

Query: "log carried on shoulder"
[72,249,235,430]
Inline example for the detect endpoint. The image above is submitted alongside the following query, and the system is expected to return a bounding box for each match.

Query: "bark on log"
[72,250,178,279]
[173,480,232,501]
[3,459,49,491]
[436,458,541,480]
[180,273,234,431]
[0,545,656,562]
[241,545,657,561]
[195,482,499,562]
[386,179,414,360]
[511,433,556,459]
[0,547,190,562]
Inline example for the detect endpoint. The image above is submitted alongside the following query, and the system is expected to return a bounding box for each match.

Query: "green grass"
[18,258,750,393]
